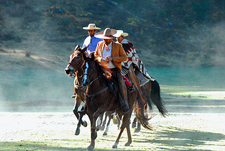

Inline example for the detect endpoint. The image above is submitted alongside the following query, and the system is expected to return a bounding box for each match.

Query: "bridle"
[82,60,108,98]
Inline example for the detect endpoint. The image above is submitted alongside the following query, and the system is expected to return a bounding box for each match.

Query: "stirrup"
[71,94,76,98]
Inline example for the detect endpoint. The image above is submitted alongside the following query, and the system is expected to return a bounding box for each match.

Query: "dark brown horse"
[81,54,152,150]
[65,46,166,150]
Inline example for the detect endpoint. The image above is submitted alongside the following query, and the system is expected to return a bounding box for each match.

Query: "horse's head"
[65,45,87,77]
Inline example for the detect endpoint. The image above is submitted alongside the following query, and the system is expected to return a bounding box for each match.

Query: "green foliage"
[0,0,225,66]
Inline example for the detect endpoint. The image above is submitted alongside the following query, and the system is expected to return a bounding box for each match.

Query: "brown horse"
[66,46,166,150]
[81,54,152,150]
[132,76,167,132]
[65,46,88,135]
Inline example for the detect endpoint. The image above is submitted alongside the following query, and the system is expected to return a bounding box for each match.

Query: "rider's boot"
[117,72,129,115]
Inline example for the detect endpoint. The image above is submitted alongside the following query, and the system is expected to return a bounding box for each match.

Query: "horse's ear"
[74,45,81,51]
[81,46,88,53]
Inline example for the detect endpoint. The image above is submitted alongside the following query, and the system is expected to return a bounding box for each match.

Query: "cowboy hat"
[113,30,129,38]
[83,23,101,30]
[95,28,117,39]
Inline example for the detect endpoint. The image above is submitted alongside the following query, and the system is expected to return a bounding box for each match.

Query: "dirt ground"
[0,111,225,150]
[1,85,225,151]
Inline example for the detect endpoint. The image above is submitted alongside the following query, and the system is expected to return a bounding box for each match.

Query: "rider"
[94,28,129,115]
[71,23,102,98]
[82,23,103,55]
[114,30,151,78]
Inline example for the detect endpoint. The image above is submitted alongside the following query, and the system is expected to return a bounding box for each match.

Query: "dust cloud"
[183,21,225,67]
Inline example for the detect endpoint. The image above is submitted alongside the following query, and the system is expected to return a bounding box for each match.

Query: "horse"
[65,46,88,135]
[65,45,166,150]
[65,46,119,136]
[132,77,167,132]
[81,53,153,150]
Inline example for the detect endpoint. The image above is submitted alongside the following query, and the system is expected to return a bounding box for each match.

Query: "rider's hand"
[105,56,112,62]
[101,58,107,62]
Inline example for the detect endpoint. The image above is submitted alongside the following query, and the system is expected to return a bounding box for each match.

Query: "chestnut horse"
[81,54,152,150]
[65,46,88,135]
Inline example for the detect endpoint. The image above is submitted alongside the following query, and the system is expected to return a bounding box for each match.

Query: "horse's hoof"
[125,142,131,146]
[103,132,107,136]
[134,128,140,133]
[82,121,87,127]
[112,142,118,148]
[96,126,100,131]
[75,128,80,135]
[100,126,105,131]
[87,145,94,151]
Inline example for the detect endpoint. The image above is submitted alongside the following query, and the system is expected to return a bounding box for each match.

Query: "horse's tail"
[133,98,153,130]
[148,79,167,117]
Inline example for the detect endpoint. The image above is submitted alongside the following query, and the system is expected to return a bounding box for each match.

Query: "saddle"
[104,77,118,94]
[101,66,118,94]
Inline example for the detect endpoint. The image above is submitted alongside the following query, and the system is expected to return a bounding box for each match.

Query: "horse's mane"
[94,59,109,83]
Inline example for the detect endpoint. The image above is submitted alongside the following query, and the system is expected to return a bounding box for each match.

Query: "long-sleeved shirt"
[82,35,103,54]
[95,41,127,70]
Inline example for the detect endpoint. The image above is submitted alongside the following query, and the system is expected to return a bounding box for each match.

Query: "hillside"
[0,0,225,70]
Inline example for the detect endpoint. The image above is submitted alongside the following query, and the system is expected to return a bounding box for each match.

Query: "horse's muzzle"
[65,66,75,77]
[65,67,71,75]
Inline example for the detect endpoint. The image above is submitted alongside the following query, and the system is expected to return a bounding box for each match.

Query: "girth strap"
[85,87,108,98]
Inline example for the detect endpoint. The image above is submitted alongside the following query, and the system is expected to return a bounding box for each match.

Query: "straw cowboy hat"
[83,23,101,30]
[95,28,117,39]
[114,30,129,38]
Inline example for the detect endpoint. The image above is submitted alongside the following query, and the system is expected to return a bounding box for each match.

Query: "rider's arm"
[112,44,127,63]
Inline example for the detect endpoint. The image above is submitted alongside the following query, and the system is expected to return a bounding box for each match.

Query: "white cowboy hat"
[95,28,117,39]
[113,30,129,38]
[83,23,101,30]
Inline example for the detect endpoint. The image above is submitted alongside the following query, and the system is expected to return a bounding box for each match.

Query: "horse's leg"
[96,113,103,131]
[73,97,82,135]
[92,107,105,130]
[101,111,108,131]
[134,105,146,132]
[132,117,137,128]
[112,111,132,148]
[124,111,132,146]
[134,122,141,133]
[117,115,120,130]
[103,112,112,136]
[87,107,106,151]
[112,116,125,149]
[87,114,96,151]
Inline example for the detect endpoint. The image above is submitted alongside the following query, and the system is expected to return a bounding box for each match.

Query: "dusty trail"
[0,111,225,151]
[1,85,225,150]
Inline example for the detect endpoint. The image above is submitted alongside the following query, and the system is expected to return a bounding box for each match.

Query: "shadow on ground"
[133,126,225,151]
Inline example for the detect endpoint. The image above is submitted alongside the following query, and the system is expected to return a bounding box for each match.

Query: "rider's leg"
[115,70,129,115]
